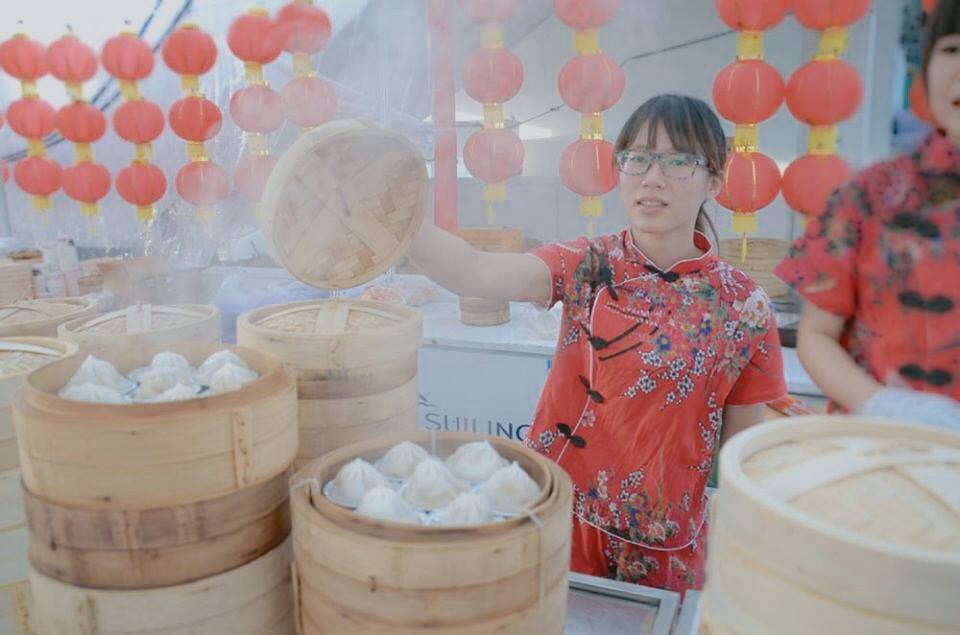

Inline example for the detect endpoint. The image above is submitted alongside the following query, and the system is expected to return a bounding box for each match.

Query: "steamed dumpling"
[61,382,129,404]
[209,363,258,395]
[378,441,429,479]
[154,383,197,402]
[196,350,249,384]
[150,352,191,372]
[332,458,389,507]
[433,492,493,526]
[67,356,132,393]
[135,367,189,401]
[477,462,541,514]
[402,458,467,510]
[355,487,422,525]
[445,440,507,483]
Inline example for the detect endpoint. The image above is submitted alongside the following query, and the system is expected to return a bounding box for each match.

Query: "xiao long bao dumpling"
[135,367,189,401]
[66,356,133,393]
[402,459,468,510]
[209,363,258,395]
[378,441,430,479]
[150,351,191,372]
[477,462,541,514]
[154,383,198,402]
[355,487,422,525]
[195,350,252,385]
[445,440,508,483]
[332,458,390,507]
[433,492,493,526]
[60,382,129,404]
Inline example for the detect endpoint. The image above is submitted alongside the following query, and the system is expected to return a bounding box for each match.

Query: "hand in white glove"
[857,387,960,433]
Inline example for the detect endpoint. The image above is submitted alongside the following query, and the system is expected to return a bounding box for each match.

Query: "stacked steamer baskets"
[290,431,573,634]
[718,238,790,301]
[58,303,222,358]
[457,228,524,327]
[0,338,77,632]
[700,417,960,635]
[0,262,34,305]
[238,300,421,468]
[0,298,99,338]
[13,343,299,634]
[252,118,428,466]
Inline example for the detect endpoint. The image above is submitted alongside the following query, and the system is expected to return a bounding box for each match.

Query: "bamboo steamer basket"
[458,228,523,328]
[23,467,291,590]
[719,238,789,299]
[13,343,298,511]
[237,299,422,464]
[0,469,32,634]
[260,119,429,290]
[0,298,98,338]
[0,338,78,471]
[58,303,221,358]
[458,297,510,327]
[291,431,573,634]
[700,417,960,635]
[29,536,294,634]
[0,262,34,305]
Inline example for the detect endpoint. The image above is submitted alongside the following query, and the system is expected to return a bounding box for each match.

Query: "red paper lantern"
[6,98,56,139]
[100,33,154,81]
[62,162,111,208]
[230,85,285,134]
[460,0,519,23]
[234,153,278,200]
[162,25,217,77]
[554,0,620,30]
[715,0,790,31]
[116,162,167,220]
[910,74,935,124]
[717,151,781,212]
[176,161,229,205]
[281,76,337,127]
[0,34,47,81]
[923,0,938,13]
[228,9,284,65]
[559,139,618,197]
[463,128,524,184]
[792,0,871,31]
[46,34,97,84]
[169,96,222,142]
[782,154,852,217]
[14,156,61,208]
[558,52,625,114]
[113,100,165,143]
[713,60,785,124]
[275,2,332,54]
[56,103,107,143]
[462,48,523,104]
[786,59,862,125]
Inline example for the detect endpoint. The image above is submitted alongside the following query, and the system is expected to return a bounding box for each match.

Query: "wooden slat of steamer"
[28,538,294,634]
[260,120,428,290]
[297,406,418,464]
[459,297,511,327]
[0,298,98,338]
[23,469,291,589]
[13,344,298,511]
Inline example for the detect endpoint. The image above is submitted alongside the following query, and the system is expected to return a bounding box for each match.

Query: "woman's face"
[927,33,960,141]
[617,123,721,237]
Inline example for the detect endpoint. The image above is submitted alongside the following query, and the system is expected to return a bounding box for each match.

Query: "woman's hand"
[408,223,553,304]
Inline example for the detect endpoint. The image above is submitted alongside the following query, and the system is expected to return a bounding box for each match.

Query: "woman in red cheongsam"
[776,2,960,430]
[411,94,786,594]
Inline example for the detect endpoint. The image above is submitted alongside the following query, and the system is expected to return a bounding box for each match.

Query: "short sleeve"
[774,181,864,319]
[530,237,592,309]
[726,310,787,406]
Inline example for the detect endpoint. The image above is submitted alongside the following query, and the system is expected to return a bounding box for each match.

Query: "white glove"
[857,387,960,433]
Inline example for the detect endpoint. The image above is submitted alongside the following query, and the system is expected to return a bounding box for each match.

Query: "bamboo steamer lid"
[0,298,98,338]
[260,119,428,290]
[701,417,960,634]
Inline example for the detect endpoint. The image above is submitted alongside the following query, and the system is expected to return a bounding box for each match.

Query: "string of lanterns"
[275,1,337,133]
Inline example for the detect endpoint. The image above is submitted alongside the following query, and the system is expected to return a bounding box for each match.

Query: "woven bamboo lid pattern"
[0,341,69,377]
[0,300,92,325]
[254,301,418,337]
[69,304,215,335]
[260,120,428,290]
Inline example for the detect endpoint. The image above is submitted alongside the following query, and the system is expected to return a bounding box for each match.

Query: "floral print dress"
[525,229,786,593]
[776,130,960,408]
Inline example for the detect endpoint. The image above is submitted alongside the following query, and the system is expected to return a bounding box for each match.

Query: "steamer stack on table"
[718,238,790,301]
[457,228,524,327]
[13,343,299,634]
[0,338,77,633]
[700,417,960,635]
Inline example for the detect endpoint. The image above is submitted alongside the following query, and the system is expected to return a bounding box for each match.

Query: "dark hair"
[614,94,725,246]
[923,0,960,80]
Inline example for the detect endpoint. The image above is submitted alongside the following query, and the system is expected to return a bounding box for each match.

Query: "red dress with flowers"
[525,229,786,593]
[776,131,960,408]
